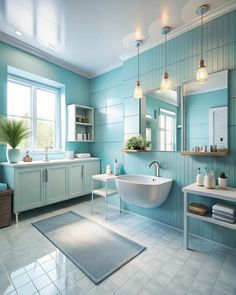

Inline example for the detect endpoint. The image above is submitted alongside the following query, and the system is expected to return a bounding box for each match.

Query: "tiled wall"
[90,10,236,248]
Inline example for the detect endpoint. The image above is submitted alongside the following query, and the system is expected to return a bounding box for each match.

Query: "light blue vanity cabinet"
[45,164,69,205]
[69,162,84,198]
[14,166,45,212]
[1,158,100,222]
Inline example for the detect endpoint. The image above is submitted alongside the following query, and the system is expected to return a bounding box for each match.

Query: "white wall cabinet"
[67,104,94,142]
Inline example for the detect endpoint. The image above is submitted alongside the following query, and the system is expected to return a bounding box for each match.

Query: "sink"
[116,175,173,208]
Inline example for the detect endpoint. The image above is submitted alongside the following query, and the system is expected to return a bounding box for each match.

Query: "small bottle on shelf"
[196,168,204,186]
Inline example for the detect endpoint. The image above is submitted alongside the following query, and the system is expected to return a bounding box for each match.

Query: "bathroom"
[0,1,236,294]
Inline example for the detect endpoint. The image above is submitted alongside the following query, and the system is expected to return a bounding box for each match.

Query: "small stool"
[0,189,13,228]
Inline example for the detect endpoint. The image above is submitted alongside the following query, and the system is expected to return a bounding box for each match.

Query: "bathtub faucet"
[149,161,160,177]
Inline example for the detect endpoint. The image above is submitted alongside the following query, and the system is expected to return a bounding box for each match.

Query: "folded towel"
[212,210,236,219]
[212,212,236,221]
[212,203,236,216]
[212,214,236,224]
[0,183,7,192]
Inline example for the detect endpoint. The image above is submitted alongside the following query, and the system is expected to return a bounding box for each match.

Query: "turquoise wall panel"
[90,9,236,249]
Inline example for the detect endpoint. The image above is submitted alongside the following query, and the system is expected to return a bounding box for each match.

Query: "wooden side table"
[0,189,13,228]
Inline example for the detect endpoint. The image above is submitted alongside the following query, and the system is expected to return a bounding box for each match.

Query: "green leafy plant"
[0,115,30,149]
[219,172,227,178]
[125,135,149,150]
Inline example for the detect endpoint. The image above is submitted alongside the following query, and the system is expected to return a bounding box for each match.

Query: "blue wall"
[0,41,90,161]
[185,88,228,149]
[89,10,236,249]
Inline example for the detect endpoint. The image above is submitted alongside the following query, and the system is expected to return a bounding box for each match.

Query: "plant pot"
[218,177,227,189]
[7,148,21,163]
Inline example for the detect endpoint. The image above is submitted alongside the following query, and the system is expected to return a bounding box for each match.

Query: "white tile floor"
[0,196,236,295]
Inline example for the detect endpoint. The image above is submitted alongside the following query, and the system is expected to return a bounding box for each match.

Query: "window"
[7,76,61,151]
[158,108,176,151]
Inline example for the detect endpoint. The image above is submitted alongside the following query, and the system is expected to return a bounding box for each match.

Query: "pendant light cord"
[165,33,167,73]
[137,43,140,82]
[201,12,203,60]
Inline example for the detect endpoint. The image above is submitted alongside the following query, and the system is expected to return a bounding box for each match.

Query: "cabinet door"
[14,167,44,213]
[45,165,69,204]
[84,160,100,193]
[69,163,84,198]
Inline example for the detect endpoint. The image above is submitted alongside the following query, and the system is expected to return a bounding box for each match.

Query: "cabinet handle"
[45,168,48,182]
[81,166,84,178]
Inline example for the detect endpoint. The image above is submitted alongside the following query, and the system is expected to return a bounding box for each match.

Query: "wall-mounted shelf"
[67,104,94,142]
[123,149,147,153]
[181,150,228,157]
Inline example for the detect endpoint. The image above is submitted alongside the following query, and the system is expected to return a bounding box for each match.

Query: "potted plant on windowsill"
[218,172,227,190]
[124,135,149,152]
[0,115,30,163]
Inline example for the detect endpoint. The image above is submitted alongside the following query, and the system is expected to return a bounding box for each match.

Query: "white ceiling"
[0,0,235,78]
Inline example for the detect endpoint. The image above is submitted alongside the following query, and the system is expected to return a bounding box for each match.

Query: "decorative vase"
[7,148,21,163]
[218,177,227,190]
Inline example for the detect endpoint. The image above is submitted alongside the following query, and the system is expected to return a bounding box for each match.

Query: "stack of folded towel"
[212,203,236,224]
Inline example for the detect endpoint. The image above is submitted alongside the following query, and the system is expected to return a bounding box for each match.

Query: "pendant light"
[134,40,143,99]
[196,4,209,82]
[160,26,171,91]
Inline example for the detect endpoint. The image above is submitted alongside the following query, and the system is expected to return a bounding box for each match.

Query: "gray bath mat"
[32,211,146,284]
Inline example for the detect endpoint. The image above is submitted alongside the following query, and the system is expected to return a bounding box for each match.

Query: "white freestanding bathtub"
[116,175,173,208]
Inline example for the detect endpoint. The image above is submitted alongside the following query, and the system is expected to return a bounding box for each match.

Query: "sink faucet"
[44,146,53,162]
[149,161,160,177]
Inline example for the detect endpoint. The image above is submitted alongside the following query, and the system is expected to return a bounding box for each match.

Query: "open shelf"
[92,188,117,197]
[67,104,94,142]
[123,149,147,153]
[187,211,236,230]
[181,150,228,157]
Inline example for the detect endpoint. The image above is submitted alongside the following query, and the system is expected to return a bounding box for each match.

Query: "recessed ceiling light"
[15,30,22,36]
[48,44,56,51]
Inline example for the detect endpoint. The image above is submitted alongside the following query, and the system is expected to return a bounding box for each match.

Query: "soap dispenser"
[196,168,204,186]
[204,167,215,189]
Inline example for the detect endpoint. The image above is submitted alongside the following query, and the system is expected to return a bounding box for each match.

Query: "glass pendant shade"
[134,80,143,99]
[196,59,208,82]
[160,72,171,91]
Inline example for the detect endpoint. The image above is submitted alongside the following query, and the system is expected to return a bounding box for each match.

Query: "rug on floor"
[32,211,146,284]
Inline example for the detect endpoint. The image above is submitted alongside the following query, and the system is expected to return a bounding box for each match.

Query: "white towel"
[212,203,236,216]
[212,214,235,224]
[212,210,236,219]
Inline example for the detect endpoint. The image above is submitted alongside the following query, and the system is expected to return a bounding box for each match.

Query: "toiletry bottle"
[204,167,210,188]
[23,151,32,162]
[106,165,112,175]
[114,158,120,176]
[196,168,204,186]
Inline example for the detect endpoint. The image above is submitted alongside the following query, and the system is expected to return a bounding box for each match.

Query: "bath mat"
[32,211,146,284]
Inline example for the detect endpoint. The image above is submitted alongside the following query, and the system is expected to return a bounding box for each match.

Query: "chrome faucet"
[44,146,53,162]
[149,161,160,177]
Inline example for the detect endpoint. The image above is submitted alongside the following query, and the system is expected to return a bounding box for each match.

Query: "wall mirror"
[141,87,182,151]
[182,70,228,155]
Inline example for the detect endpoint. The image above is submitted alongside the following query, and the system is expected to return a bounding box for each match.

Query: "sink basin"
[116,175,173,208]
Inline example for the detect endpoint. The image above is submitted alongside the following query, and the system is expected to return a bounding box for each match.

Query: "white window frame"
[7,75,62,152]
[158,108,176,151]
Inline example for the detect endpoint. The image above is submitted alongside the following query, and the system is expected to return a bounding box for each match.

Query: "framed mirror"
[141,87,182,151]
[182,70,228,155]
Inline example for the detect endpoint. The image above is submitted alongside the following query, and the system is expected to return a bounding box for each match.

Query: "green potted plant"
[0,115,30,163]
[125,135,149,151]
[218,172,227,190]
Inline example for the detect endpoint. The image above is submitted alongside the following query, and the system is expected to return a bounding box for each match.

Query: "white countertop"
[0,157,100,167]
[182,183,236,202]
